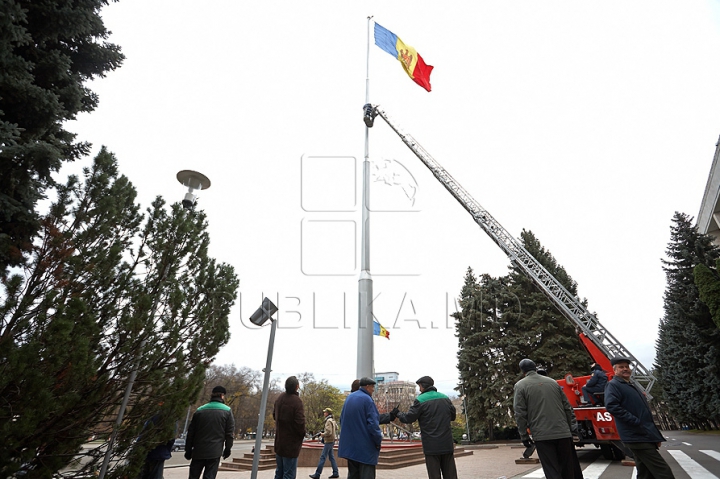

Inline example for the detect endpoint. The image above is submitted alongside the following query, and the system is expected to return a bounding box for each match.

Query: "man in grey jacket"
[513,359,577,479]
[185,386,235,479]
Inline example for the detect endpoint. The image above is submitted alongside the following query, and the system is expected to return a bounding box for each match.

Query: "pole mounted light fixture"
[177,170,211,210]
[249,297,279,479]
[249,297,279,326]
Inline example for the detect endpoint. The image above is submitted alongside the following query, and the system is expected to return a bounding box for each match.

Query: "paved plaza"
[162,443,536,479]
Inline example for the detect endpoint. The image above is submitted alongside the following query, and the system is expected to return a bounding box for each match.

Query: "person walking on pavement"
[273,376,306,479]
[581,363,608,406]
[338,377,384,479]
[137,407,175,479]
[396,376,458,479]
[604,356,675,479]
[185,386,235,479]
[513,359,578,479]
[309,408,339,479]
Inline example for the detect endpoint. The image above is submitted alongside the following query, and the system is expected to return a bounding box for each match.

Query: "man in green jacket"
[513,359,577,479]
[185,386,235,479]
[397,376,457,479]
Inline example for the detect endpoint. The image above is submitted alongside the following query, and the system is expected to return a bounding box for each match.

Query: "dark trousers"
[188,457,220,479]
[140,459,165,479]
[535,437,576,479]
[424,453,458,479]
[626,443,676,479]
[346,459,376,479]
[582,385,604,405]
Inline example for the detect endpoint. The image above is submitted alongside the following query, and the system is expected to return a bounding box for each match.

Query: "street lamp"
[249,297,279,479]
[177,170,211,210]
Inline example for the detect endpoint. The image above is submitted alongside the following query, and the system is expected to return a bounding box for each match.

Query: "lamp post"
[460,386,470,443]
[249,297,279,479]
[97,171,211,479]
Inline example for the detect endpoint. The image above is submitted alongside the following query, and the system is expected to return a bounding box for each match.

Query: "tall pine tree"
[0,149,239,478]
[655,212,720,428]
[455,269,518,440]
[456,231,592,440]
[504,230,588,378]
[0,0,124,272]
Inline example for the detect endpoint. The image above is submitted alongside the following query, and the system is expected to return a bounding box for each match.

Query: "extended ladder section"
[365,104,656,397]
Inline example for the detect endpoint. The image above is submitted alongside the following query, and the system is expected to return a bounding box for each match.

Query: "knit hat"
[519,359,536,373]
[212,385,227,395]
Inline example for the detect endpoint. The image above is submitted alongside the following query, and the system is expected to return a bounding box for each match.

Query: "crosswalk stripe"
[702,450,720,462]
[579,459,611,479]
[520,450,720,479]
[668,450,718,478]
[522,459,612,479]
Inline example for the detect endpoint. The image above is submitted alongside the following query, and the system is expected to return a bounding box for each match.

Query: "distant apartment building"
[374,371,399,384]
[373,376,418,416]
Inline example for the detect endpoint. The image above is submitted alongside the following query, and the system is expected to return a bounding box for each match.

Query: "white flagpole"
[357,16,374,380]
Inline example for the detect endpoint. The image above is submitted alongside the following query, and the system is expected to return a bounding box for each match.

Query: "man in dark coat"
[581,363,608,406]
[273,376,306,479]
[396,376,457,479]
[604,357,675,479]
[338,377,384,479]
[138,410,175,479]
[185,386,235,479]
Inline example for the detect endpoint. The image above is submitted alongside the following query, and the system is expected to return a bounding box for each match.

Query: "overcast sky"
[66,1,720,396]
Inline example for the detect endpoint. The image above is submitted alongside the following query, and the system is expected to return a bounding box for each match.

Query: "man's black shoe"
[329,475,340,478]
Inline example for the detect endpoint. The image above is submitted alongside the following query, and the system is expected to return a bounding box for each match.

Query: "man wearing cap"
[346,378,397,425]
[185,386,235,479]
[396,376,457,479]
[338,377,384,479]
[604,357,675,479]
[309,408,339,479]
[274,376,306,479]
[581,363,608,406]
[513,359,577,479]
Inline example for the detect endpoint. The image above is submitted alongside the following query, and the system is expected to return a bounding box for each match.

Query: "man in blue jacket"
[581,363,608,406]
[338,377,383,479]
[604,357,675,479]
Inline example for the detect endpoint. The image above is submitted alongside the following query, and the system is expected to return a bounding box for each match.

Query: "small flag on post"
[373,320,390,339]
[374,22,434,92]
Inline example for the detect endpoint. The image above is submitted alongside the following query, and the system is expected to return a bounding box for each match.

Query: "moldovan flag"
[374,22,434,92]
[373,320,390,339]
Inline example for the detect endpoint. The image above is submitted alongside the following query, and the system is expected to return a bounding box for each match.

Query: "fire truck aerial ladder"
[363,103,657,398]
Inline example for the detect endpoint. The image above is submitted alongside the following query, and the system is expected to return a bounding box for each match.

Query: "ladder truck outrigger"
[363,104,657,460]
